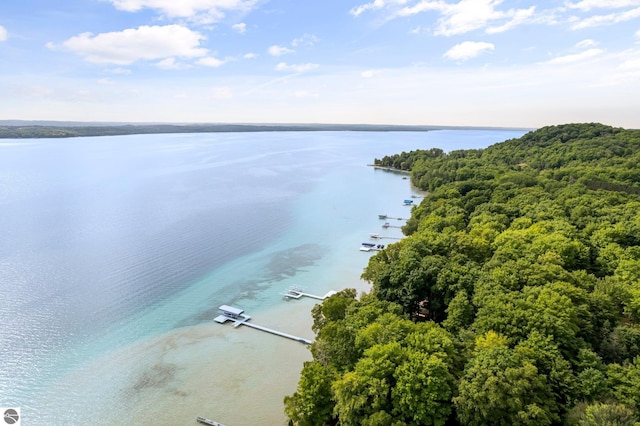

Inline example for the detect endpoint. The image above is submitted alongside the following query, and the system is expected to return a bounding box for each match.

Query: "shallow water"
[0,129,526,425]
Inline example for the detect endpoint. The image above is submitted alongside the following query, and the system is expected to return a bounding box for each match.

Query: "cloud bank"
[50,25,208,65]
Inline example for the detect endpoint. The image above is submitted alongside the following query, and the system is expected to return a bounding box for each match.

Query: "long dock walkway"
[370,234,401,240]
[197,416,225,426]
[282,289,337,300]
[382,222,403,229]
[214,305,313,345]
[378,214,405,220]
[242,322,313,344]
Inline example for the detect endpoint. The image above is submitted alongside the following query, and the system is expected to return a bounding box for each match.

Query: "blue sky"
[1,0,639,128]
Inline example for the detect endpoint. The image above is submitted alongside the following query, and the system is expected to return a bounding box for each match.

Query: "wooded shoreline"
[0,122,524,139]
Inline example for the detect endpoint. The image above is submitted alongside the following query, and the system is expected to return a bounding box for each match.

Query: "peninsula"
[0,121,520,139]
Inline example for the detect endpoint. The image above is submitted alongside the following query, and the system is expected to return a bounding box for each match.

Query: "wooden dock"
[282,288,337,301]
[378,214,405,220]
[214,305,313,345]
[243,322,313,344]
[370,234,401,240]
[197,416,225,426]
[382,222,403,229]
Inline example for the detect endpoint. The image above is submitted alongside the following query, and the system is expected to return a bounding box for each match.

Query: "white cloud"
[409,26,429,34]
[197,56,226,67]
[566,0,640,11]
[275,62,319,72]
[232,23,247,34]
[394,0,535,36]
[361,69,381,78]
[350,0,411,17]
[571,6,640,29]
[292,34,319,47]
[486,6,536,34]
[396,1,445,19]
[436,0,529,36]
[107,0,259,23]
[97,78,114,85]
[443,41,495,61]
[546,48,604,64]
[52,25,208,65]
[0,25,8,42]
[156,57,185,69]
[577,39,598,48]
[107,67,132,74]
[619,57,640,69]
[268,45,294,56]
[243,52,257,59]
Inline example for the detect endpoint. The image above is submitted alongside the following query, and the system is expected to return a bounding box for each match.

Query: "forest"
[285,123,640,425]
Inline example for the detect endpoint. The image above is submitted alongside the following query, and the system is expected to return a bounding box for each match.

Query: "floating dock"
[360,243,385,252]
[282,288,337,301]
[378,214,405,220]
[197,416,225,426]
[370,233,401,240]
[214,305,313,345]
[382,222,403,229]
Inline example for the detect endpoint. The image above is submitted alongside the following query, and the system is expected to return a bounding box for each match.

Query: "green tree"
[577,402,637,426]
[392,350,454,425]
[284,361,336,426]
[454,332,560,425]
[332,342,405,426]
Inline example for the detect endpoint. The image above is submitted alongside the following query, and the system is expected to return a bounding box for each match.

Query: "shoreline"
[0,122,532,139]
[0,124,441,139]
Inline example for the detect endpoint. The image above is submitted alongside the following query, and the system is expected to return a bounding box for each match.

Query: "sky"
[1,0,639,128]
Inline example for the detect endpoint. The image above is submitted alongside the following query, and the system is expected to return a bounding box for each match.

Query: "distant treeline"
[0,123,450,139]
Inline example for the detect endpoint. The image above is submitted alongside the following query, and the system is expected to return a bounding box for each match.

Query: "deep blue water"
[0,129,526,423]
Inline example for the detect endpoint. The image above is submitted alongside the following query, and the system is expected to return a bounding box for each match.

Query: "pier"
[378,214,405,220]
[370,233,401,240]
[382,222,403,229]
[197,416,225,426]
[243,322,313,344]
[282,288,337,301]
[214,305,313,345]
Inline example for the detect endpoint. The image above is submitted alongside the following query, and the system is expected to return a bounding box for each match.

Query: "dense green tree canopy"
[286,123,640,425]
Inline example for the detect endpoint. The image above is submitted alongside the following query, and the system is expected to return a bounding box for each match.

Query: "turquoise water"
[0,130,526,425]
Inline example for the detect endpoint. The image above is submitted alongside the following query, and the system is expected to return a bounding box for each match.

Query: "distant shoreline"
[0,122,530,139]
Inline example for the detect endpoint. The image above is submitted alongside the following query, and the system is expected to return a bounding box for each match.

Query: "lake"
[0,129,526,425]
